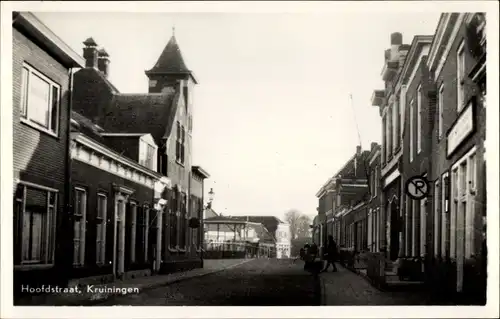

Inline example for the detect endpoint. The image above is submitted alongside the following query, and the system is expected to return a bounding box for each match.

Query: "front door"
[390,201,400,261]
[113,195,127,278]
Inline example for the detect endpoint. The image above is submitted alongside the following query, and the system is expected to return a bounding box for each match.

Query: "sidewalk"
[319,264,432,306]
[16,259,251,306]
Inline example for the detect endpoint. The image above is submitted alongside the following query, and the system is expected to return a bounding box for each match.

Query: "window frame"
[96,193,108,265]
[129,201,138,263]
[409,98,414,162]
[438,83,444,140]
[417,85,422,154]
[14,182,58,267]
[456,40,466,112]
[73,187,87,267]
[19,62,61,137]
[175,122,186,165]
[433,180,441,257]
[141,204,150,263]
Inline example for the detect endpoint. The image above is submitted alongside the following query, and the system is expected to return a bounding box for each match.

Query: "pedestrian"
[321,235,338,272]
[303,244,311,271]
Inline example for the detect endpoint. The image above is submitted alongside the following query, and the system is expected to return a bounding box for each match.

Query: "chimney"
[371,142,377,150]
[390,32,403,61]
[356,145,362,155]
[82,37,98,69]
[97,48,110,78]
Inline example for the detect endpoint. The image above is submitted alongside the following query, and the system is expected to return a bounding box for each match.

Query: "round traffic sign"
[405,176,429,200]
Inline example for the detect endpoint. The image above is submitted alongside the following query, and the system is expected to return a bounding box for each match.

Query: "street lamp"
[208,188,215,202]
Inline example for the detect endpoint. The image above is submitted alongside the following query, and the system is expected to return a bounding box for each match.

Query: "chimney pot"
[97,48,110,78]
[83,37,99,69]
[390,32,403,46]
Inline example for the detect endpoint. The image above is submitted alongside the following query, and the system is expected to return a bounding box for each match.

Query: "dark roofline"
[192,166,210,179]
[144,70,198,84]
[13,12,85,68]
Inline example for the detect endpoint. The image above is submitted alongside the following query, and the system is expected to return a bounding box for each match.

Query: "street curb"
[50,259,254,306]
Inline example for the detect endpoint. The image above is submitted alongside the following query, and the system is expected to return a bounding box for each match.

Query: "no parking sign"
[405,175,430,200]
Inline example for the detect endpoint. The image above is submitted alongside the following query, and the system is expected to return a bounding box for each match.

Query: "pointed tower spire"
[145,33,195,80]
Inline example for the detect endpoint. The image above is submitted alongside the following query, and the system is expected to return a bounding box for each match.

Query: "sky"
[35,10,441,221]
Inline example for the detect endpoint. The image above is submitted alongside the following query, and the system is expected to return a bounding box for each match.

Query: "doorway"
[389,200,400,261]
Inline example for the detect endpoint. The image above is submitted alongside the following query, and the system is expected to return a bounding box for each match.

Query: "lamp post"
[207,188,215,206]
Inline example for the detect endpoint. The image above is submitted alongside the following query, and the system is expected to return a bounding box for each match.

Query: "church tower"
[145,31,197,119]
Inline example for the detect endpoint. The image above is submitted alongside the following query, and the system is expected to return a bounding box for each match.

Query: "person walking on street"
[321,235,338,272]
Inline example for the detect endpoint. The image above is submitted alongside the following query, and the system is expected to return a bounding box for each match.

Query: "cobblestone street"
[98,259,320,306]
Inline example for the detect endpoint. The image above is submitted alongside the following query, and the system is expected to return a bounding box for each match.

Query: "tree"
[284,209,312,240]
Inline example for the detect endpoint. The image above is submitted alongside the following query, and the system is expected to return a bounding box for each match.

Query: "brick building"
[399,35,434,262]
[371,32,412,261]
[371,13,487,303]
[426,13,487,302]
[72,33,210,274]
[315,146,371,251]
[68,111,172,283]
[12,12,85,294]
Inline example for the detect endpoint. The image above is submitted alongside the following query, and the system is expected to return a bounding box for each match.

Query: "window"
[14,183,57,265]
[457,41,465,111]
[179,193,187,249]
[450,168,459,259]
[409,99,414,162]
[417,85,422,153]
[74,188,87,266]
[438,83,444,139]
[441,173,450,258]
[169,190,178,248]
[175,122,186,164]
[387,107,393,158]
[96,193,107,265]
[139,140,157,170]
[434,181,441,257]
[450,149,477,260]
[395,98,401,149]
[20,63,60,135]
[129,202,137,263]
[139,205,149,263]
[145,145,155,169]
[158,152,168,176]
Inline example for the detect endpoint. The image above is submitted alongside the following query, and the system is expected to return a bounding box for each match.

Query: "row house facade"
[72,33,210,275]
[426,13,487,302]
[371,13,487,303]
[366,143,382,253]
[69,111,173,283]
[335,143,381,254]
[314,146,371,252]
[371,32,411,262]
[12,12,85,294]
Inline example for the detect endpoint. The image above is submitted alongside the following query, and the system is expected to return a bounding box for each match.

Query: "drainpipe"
[62,67,75,286]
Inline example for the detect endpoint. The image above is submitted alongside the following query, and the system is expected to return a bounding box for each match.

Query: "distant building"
[275,222,291,258]
[315,146,371,251]
[12,12,85,295]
